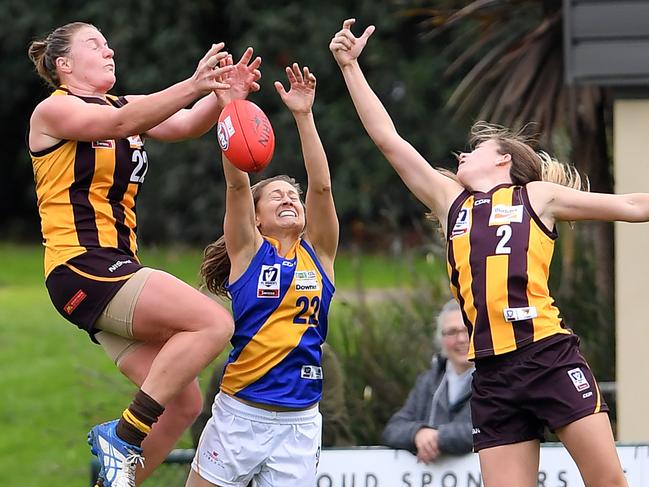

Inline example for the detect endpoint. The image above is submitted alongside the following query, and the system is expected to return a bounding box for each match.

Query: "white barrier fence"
[90,443,649,486]
[317,445,649,487]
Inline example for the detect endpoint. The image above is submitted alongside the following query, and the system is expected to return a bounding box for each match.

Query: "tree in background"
[398,0,614,380]
[2,0,470,250]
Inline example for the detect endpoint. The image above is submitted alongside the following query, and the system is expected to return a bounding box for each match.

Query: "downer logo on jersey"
[295,270,319,292]
[257,264,281,298]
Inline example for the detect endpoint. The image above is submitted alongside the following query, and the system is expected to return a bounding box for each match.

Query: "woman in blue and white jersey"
[187,62,338,487]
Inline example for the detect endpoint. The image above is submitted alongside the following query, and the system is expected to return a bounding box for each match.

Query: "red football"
[217,99,275,173]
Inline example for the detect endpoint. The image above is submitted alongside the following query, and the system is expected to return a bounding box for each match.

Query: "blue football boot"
[88,420,144,487]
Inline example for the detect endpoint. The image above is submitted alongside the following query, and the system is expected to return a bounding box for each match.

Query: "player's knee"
[201,305,234,346]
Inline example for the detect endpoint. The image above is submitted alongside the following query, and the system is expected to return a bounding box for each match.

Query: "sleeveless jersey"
[446,184,570,360]
[221,237,335,408]
[30,87,148,277]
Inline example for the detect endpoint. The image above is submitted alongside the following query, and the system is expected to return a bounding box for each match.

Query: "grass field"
[0,242,442,487]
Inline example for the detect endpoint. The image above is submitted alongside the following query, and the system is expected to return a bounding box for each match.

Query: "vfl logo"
[567,367,591,392]
[451,208,470,239]
[257,264,281,298]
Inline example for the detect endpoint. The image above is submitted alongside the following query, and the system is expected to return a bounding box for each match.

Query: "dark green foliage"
[4,0,469,245]
[327,255,451,445]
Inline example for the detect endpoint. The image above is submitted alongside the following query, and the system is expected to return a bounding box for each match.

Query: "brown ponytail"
[28,22,95,88]
[470,121,588,191]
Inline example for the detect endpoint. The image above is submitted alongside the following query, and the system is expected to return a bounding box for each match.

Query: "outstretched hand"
[215,47,262,106]
[329,18,375,68]
[274,63,316,115]
[192,43,235,95]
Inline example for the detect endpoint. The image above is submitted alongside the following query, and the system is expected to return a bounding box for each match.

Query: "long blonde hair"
[469,121,588,190]
[201,175,303,298]
[28,22,95,88]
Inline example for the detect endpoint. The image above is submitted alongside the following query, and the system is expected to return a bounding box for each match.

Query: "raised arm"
[527,181,649,228]
[274,64,338,280]
[29,44,233,150]
[146,48,262,141]
[216,54,265,283]
[329,19,463,226]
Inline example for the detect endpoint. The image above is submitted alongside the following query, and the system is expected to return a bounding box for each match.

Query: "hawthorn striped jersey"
[446,184,570,360]
[222,237,335,408]
[30,87,147,277]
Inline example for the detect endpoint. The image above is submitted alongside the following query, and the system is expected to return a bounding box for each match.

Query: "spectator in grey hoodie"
[382,300,474,462]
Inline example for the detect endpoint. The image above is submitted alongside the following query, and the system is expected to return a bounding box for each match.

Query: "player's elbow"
[312,181,333,195]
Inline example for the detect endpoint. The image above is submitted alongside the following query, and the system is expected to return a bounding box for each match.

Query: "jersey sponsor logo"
[91,140,115,149]
[567,367,591,391]
[257,264,281,298]
[451,208,470,239]
[108,259,132,273]
[295,270,320,291]
[301,365,323,380]
[127,135,144,148]
[503,306,538,322]
[64,289,87,314]
[489,204,524,226]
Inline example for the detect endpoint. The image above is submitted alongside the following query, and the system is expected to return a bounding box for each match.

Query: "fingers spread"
[207,51,229,69]
[361,25,376,40]
[342,18,356,30]
[273,80,287,95]
[292,63,304,83]
[238,46,254,65]
[250,56,262,70]
[285,65,297,84]
[201,42,225,64]
[213,65,235,77]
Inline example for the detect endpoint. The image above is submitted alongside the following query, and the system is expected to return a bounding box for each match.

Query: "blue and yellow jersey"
[446,184,570,360]
[30,87,147,277]
[221,237,335,408]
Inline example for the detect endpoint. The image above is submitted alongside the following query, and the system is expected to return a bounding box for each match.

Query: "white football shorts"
[192,392,322,487]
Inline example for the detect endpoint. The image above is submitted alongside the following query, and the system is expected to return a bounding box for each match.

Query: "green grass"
[0,242,443,486]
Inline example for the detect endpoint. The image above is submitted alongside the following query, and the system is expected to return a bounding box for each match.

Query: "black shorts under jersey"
[46,247,143,342]
[471,333,608,451]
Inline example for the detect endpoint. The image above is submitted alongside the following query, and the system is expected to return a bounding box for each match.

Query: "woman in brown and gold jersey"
[328,17,646,487]
[27,21,260,487]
